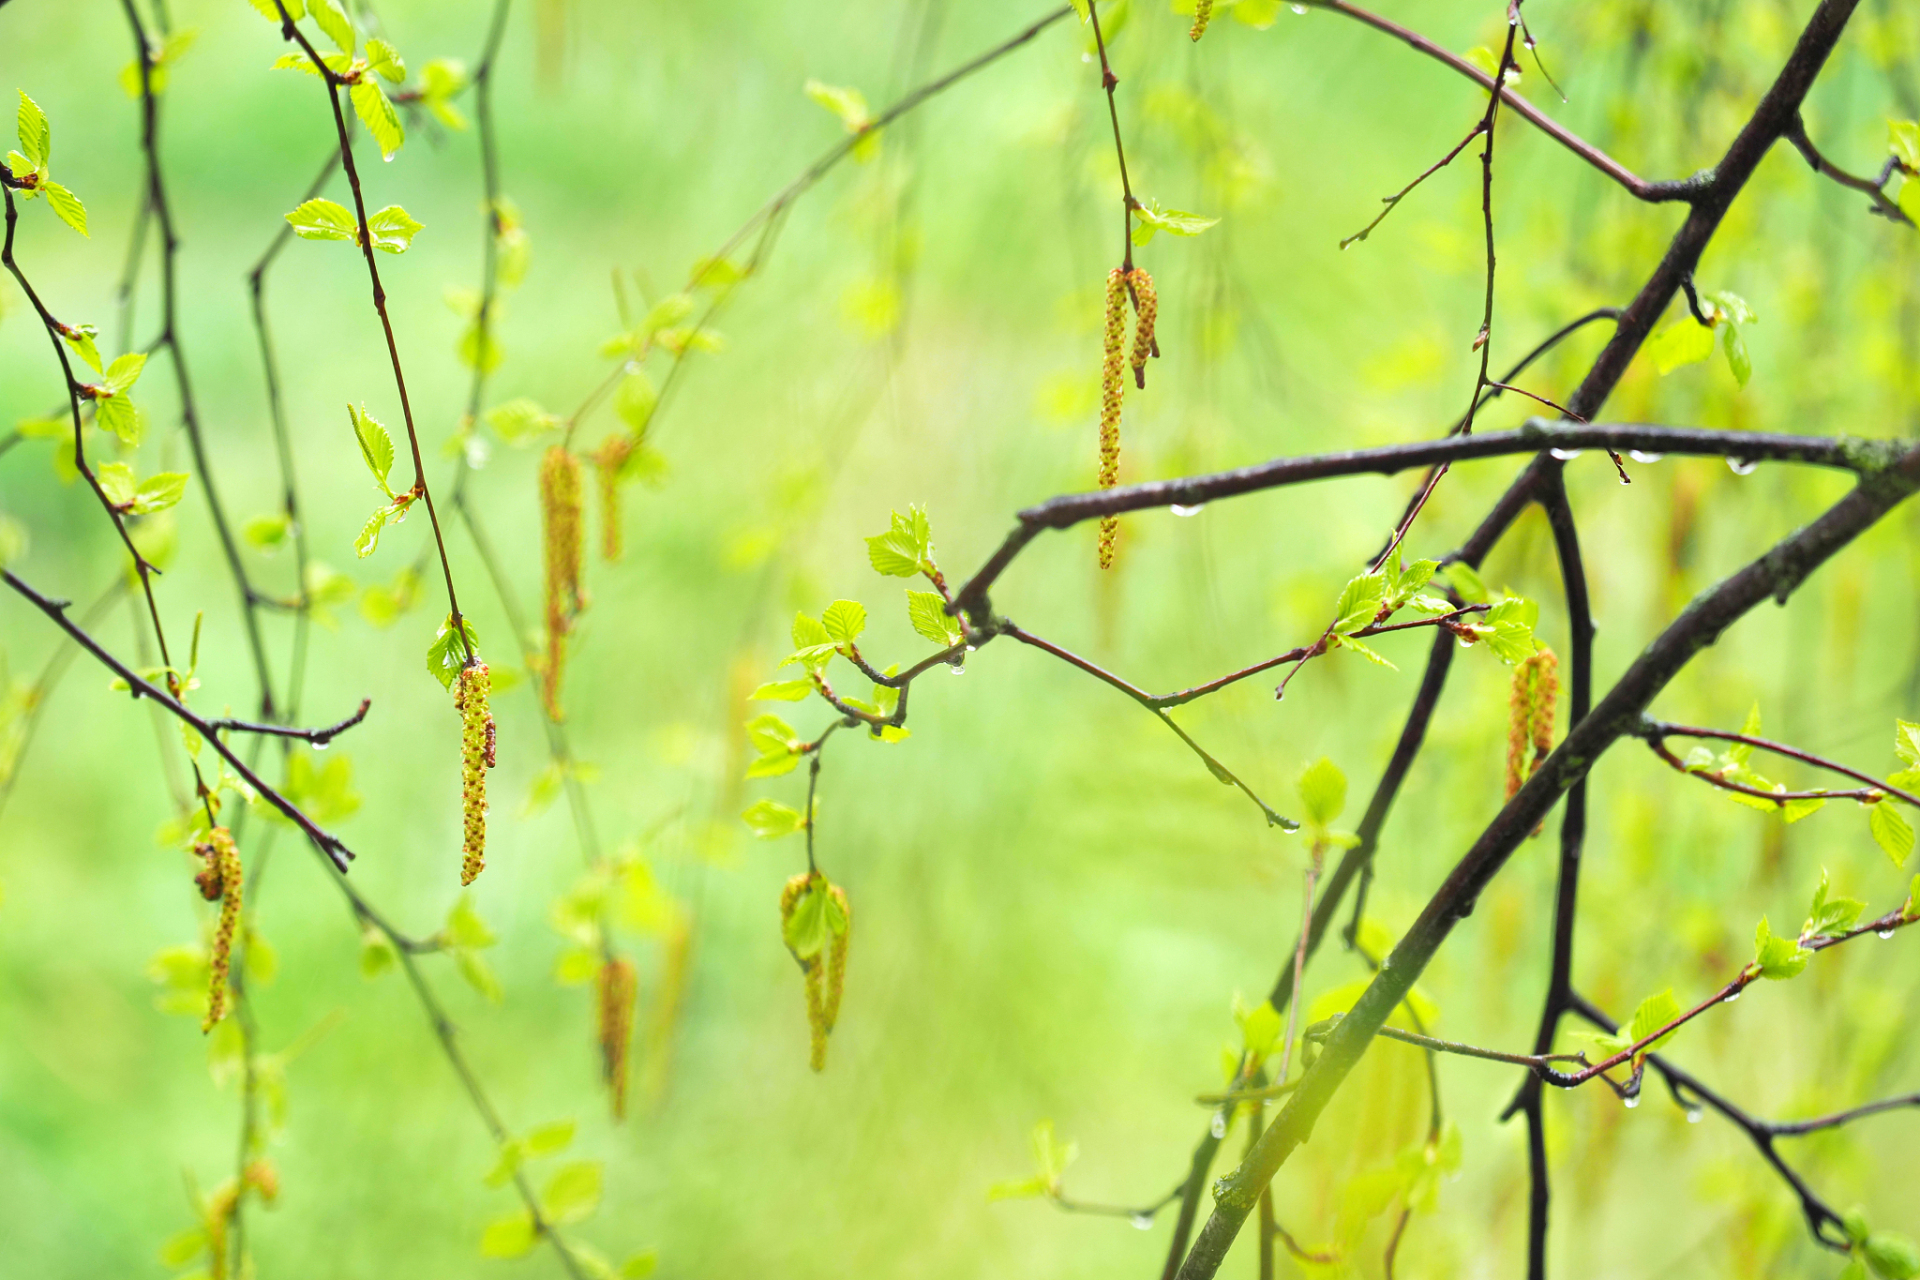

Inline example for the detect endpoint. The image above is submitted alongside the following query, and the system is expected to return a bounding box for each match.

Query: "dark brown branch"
[1177,445,1920,1276]
[951,421,1882,626]
[4,568,355,873]
[270,1,475,664]
[1637,717,1920,808]
[206,699,371,747]
[1303,0,1707,203]
[1784,113,1914,225]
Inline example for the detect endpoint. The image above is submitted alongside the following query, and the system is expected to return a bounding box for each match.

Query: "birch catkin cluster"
[1506,648,1560,800]
[454,661,497,886]
[779,872,852,1072]
[194,826,243,1032]
[539,445,586,718]
[591,433,634,563]
[596,955,637,1120]
[1096,267,1156,569]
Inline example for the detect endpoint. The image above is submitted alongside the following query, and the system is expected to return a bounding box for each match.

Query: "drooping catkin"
[1127,268,1158,389]
[596,955,637,1120]
[1529,648,1559,765]
[196,827,242,1033]
[1098,267,1128,570]
[1505,649,1560,800]
[591,434,634,562]
[1190,0,1214,41]
[823,884,851,1034]
[454,662,496,886]
[539,445,585,718]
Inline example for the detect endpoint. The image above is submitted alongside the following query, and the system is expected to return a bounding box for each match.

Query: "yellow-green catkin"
[1098,267,1128,569]
[539,445,585,719]
[454,662,496,886]
[1190,0,1213,41]
[1529,648,1559,768]
[196,826,242,1033]
[597,954,637,1120]
[780,872,835,1072]
[1127,268,1158,390]
[823,884,850,1034]
[1506,649,1559,800]
[591,434,633,562]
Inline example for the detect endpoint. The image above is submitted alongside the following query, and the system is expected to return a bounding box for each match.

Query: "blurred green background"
[2,0,1918,1276]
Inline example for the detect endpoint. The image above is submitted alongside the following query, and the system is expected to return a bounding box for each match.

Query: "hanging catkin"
[1127,268,1157,390]
[1098,267,1128,569]
[539,445,585,718]
[195,827,242,1032]
[454,661,496,885]
[596,954,637,1120]
[591,434,633,562]
[823,883,851,1034]
[1506,648,1559,800]
[1190,0,1214,41]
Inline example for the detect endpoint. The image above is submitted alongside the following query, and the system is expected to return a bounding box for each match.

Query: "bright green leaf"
[366,204,422,254]
[1871,802,1914,866]
[1648,315,1717,374]
[286,197,358,243]
[478,1212,537,1259]
[543,1160,603,1226]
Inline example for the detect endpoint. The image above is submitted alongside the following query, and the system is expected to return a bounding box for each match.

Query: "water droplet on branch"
[1727,457,1758,476]
[1170,503,1205,518]
[1129,1213,1154,1231]
[1210,1113,1228,1139]
[1628,451,1666,464]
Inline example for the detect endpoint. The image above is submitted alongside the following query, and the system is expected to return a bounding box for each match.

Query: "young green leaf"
[287,197,358,243]
[366,204,422,254]
[350,80,404,159]
[15,91,48,171]
[821,599,867,645]
[354,505,391,558]
[483,398,561,445]
[804,80,872,132]
[1647,316,1716,374]
[1297,757,1347,829]
[1895,719,1920,768]
[907,590,961,647]
[362,204,420,253]
[478,1212,537,1259]
[418,58,469,129]
[426,613,481,689]
[751,679,813,702]
[364,37,405,82]
[103,351,146,396]
[1616,988,1682,1059]
[129,471,189,515]
[59,323,102,372]
[1870,801,1914,866]
[1332,572,1386,634]
[95,461,137,509]
[1888,120,1920,171]
[782,877,847,959]
[349,404,397,497]
[866,506,935,578]
[1753,916,1810,980]
[1722,322,1751,387]
[1802,871,1864,942]
[741,798,805,839]
[41,181,86,236]
[311,0,354,53]
[1443,560,1490,604]
[1130,198,1221,246]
